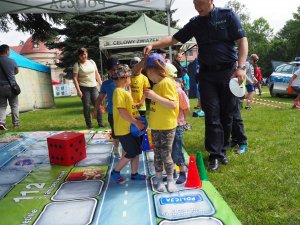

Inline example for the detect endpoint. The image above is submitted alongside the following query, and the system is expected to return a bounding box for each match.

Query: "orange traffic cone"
[185,155,202,188]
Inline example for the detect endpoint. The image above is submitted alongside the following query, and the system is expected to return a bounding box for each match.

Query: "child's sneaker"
[0,123,7,130]
[236,145,247,154]
[245,106,252,110]
[163,169,177,182]
[183,123,192,131]
[111,170,124,183]
[156,176,167,192]
[176,172,186,184]
[131,173,146,180]
[167,178,178,193]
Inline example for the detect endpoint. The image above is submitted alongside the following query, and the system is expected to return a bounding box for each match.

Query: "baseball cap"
[111,64,131,79]
[145,53,166,68]
[165,63,177,78]
[106,58,120,70]
[130,57,141,67]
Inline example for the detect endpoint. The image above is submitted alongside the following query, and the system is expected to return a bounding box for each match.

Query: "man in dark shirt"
[0,44,19,130]
[144,0,248,172]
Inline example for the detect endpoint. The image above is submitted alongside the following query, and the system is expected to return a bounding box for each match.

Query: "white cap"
[165,63,177,78]
[130,57,141,66]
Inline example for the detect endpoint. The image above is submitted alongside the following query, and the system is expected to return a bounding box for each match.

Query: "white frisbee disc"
[229,78,245,97]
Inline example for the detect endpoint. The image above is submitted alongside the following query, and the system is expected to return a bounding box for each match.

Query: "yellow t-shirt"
[113,88,139,136]
[130,74,151,111]
[73,60,98,87]
[149,77,178,130]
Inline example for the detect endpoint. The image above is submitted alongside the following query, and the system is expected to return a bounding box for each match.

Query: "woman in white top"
[73,48,103,128]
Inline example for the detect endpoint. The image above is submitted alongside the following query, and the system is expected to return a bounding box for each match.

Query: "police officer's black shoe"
[221,156,229,165]
[208,158,220,172]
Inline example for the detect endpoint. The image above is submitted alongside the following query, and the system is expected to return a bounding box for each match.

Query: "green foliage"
[225,0,250,24]
[226,1,300,77]
[244,18,274,76]
[277,6,300,59]
[0,14,65,41]
[260,5,300,76]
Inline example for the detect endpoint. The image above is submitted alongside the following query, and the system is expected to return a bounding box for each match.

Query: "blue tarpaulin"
[9,49,51,73]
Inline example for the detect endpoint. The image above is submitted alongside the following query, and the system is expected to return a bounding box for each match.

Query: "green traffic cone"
[196,151,209,181]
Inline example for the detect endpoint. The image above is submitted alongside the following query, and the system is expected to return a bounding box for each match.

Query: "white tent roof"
[0,0,174,14]
[99,13,180,50]
[98,13,196,61]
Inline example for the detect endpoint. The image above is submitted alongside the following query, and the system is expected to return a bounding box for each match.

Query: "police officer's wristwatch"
[237,65,246,71]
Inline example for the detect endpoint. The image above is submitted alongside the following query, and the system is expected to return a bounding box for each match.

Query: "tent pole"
[167,8,172,62]
[99,43,104,78]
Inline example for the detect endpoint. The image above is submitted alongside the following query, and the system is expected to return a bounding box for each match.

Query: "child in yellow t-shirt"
[110,64,146,183]
[144,53,179,193]
[129,57,151,117]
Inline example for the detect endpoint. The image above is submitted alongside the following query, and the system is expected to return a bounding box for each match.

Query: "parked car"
[269,58,300,97]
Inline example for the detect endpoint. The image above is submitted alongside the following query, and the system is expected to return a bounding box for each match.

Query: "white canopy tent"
[99,13,196,74]
[99,14,179,51]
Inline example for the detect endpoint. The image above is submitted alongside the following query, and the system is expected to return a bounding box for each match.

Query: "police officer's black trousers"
[198,67,237,161]
[231,98,247,145]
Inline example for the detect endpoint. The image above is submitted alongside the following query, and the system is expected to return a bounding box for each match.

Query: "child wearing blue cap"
[110,64,146,183]
[144,53,179,193]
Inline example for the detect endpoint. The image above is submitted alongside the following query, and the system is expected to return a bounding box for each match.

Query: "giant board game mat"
[0,131,242,225]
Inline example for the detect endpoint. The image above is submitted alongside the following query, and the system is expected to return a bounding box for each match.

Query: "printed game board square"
[75,153,111,166]
[34,198,97,225]
[154,189,216,220]
[51,180,103,201]
[159,217,224,225]
[0,170,28,185]
[0,185,13,199]
[86,144,112,154]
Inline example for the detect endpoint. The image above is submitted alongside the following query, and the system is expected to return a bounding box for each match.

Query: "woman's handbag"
[0,62,21,95]
[10,83,21,95]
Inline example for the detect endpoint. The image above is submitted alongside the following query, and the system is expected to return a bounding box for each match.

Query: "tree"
[49,11,177,78]
[224,0,250,24]
[277,6,300,60]
[244,18,273,76]
[0,14,64,41]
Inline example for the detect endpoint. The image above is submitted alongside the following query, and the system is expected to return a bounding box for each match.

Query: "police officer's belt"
[200,62,235,72]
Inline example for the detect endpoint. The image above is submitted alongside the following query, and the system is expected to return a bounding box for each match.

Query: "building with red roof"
[10,36,67,84]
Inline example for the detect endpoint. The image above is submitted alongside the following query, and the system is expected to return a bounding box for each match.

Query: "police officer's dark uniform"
[173,6,246,171]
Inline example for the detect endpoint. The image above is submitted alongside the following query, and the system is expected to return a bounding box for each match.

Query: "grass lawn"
[1,87,299,225]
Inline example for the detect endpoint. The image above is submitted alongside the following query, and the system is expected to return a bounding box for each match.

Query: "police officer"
[144,0,248,172]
